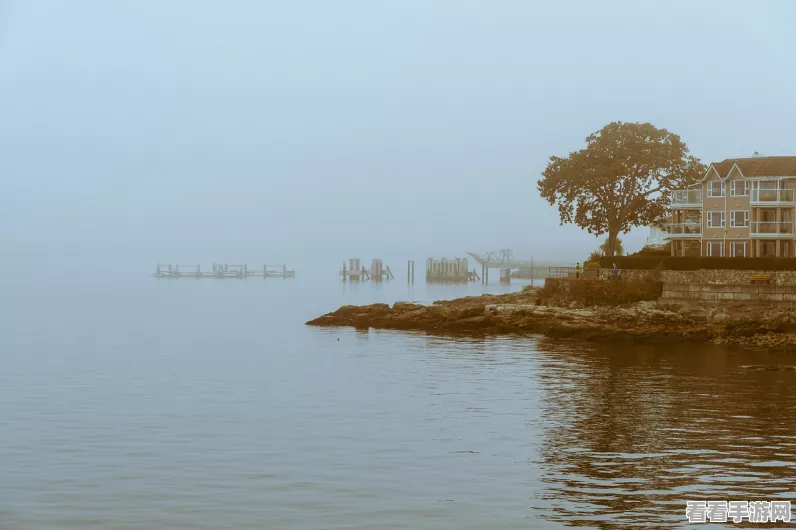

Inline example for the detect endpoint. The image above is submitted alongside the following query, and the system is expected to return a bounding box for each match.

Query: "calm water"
[3,259,796,529]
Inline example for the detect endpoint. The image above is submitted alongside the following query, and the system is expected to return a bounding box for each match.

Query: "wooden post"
[342,261,346,281]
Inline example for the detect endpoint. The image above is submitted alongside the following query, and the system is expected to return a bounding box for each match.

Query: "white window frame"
[708,181,726,197]
[731,180,749,197]
[706,241,724,257]
[707,211,725,228]
[730,210,749,228]
[730,241,747,257]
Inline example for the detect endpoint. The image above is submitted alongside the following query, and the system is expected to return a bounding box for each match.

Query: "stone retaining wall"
[661,283,796,303]
[599,269,796,286]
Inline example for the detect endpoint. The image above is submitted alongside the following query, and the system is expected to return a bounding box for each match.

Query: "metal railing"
[750,221,795,235]
[750,189,795,203]
[669,189,702,206]
[548,267,576,278]
[546,267,665,280]
[663,222,702,235]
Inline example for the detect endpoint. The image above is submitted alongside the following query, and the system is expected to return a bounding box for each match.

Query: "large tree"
[538,121,705,257]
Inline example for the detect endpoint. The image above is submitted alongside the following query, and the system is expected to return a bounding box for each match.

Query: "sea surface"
[3,258,796,529]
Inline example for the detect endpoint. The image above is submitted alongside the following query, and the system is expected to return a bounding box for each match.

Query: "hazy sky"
[3,1,796,264]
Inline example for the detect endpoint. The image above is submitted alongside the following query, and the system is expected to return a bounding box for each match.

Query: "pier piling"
[154,263,295,279]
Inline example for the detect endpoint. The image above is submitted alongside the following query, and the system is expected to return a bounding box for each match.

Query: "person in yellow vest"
[575,262,581,278]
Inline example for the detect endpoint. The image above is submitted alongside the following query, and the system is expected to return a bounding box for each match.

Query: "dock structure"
[426,257,475,283]
[340,258,394,282]
[154,263,295,279]
[467,249,533,285]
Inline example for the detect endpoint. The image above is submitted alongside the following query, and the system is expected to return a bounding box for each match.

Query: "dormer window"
[708,181,725,197]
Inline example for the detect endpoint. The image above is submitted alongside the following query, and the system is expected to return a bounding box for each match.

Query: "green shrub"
[597,256,796,271]
[539,276,662,307]
[631,244,671,257]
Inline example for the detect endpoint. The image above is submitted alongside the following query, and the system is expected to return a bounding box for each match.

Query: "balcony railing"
[750,189,795,204]
[750,221,795,235]
[669,189,702,207]
[664,222,702,236]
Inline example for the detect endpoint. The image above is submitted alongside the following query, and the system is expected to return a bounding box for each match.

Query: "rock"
[353,314,371,329]
[639,308,680,322]
[678,305,708,321]
[305,288,796,352]
[392,301,423,312]
[711,311,731,322]
[636,300,658,311]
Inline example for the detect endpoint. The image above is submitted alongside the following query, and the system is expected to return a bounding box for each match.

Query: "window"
[731,180,749,196]
[708,181,725,197]
[731,242,747,257]
[730,210,749,227]
[707,241,724,257]
[707,211,725,228]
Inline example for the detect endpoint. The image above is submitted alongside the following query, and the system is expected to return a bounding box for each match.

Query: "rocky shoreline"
[306,286,796,351]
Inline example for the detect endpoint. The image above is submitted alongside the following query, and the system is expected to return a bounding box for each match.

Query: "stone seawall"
[587,269,796,286]
[545,270,796,304]
[661,283,796,303]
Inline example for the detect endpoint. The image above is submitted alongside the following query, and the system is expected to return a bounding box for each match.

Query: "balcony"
[664,222,702,238]
[750,188,795,206]
[750,221,796,238]
[669,189,702,209]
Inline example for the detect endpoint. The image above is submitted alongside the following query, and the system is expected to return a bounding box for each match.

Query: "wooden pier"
[426,257,479,283]
[154,263,295,279]
[339,258,394,282]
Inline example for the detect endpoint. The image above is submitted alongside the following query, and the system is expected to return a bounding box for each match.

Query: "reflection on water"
[532,340,796,528]
[2,267,796,528]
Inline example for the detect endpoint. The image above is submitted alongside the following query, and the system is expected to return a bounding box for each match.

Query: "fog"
[3,0,796,266]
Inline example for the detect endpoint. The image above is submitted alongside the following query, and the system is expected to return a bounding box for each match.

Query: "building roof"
[710,156,796,178]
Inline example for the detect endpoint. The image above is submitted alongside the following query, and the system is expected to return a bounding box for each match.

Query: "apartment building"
[667,156,796,257]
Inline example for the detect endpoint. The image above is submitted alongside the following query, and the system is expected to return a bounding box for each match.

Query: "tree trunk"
[606,230,619,257]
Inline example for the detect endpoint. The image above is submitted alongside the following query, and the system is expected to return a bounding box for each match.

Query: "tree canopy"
[537,121,705,256]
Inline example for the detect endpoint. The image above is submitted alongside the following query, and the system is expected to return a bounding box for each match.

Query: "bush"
[538,275,662,307]
[587,250,603,263]
[597,256,796,271]
[631,244,671,257]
